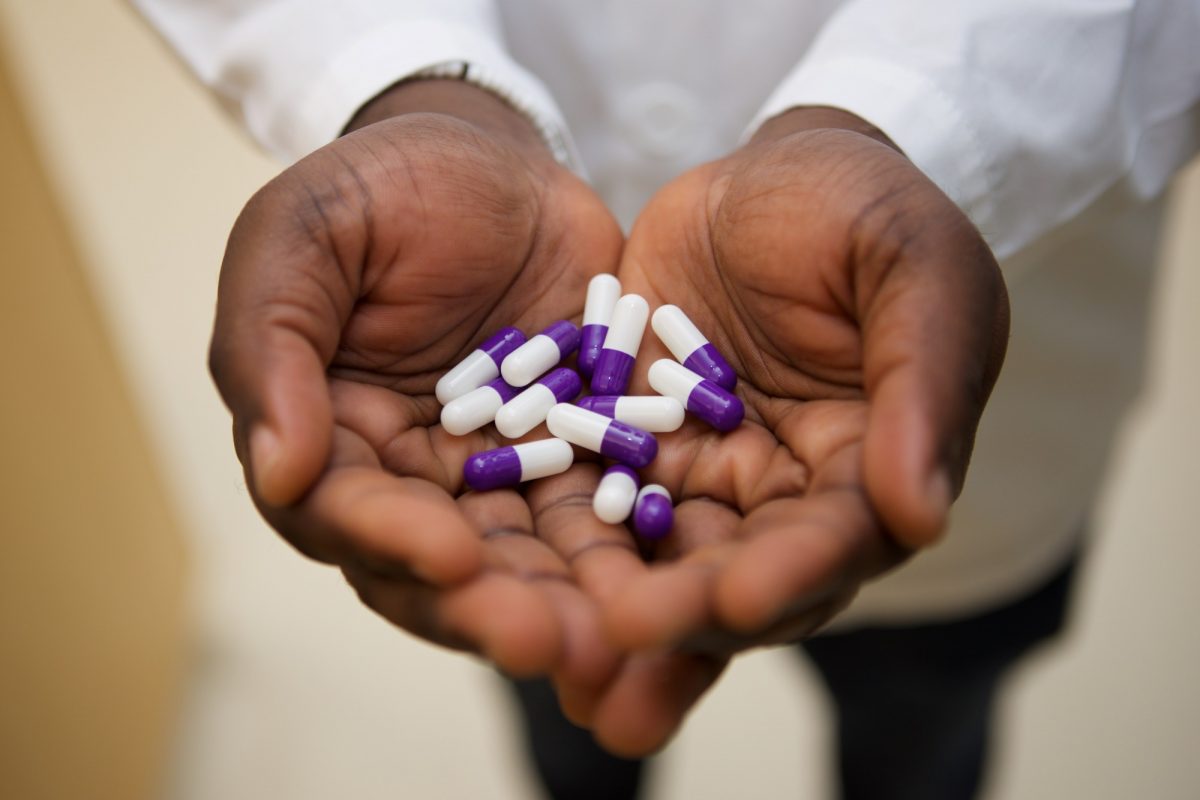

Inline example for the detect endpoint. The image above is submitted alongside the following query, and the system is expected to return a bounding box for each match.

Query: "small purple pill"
[580,274,621,379]
[480,326,528,368]
[575,395,618,417]
[435,325,527,404]
[501,321,580,387]
[590,294,648,395]
[578,324,607,379]
[647,359,744,432]
[463,439,574,491]
[683,342,737,391]
[546,404,658,468]
[494,367,582,438]
[591,349,636,395]
[651,305,737,390]
[633,485,673,539]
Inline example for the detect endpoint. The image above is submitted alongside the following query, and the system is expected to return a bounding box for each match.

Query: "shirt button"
[617,82,700,160]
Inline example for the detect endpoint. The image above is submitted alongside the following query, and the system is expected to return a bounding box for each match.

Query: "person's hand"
[209,79,627,682]
[576,107,1010,754]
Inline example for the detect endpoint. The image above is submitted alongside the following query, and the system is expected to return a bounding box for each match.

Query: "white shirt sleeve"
[746,0,1200,260]
[132,0,579,168]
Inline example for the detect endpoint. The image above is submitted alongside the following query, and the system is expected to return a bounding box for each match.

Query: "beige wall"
[0,2,1197,799]
[0,31,186,800]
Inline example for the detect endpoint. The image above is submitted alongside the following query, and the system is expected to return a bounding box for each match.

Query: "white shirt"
[136,0,1200,624]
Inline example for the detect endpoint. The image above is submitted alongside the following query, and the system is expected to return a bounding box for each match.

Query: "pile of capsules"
[435,275,743,540]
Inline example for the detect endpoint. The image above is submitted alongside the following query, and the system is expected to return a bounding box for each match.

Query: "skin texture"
[209,81,1009,758]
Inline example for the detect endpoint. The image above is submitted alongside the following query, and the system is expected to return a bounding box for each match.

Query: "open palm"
[571,110,1009,754]
[210,84,632,686]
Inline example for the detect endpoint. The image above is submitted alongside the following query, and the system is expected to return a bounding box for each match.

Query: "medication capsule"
[435,326,526,404]
[463,438,574,491]
[590,294,649,395]
[440,376,519,436]
[576,395,685,433]
[593,464,640,524]
[633,484,673,539]
[651,304,737,390]
[578,274,622,379]
[501,320,581,387]
[648,359,744,432]
[546,403,658,468]
[495,367,582,438]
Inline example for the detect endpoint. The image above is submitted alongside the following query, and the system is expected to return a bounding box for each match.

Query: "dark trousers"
[509,556,1077,800]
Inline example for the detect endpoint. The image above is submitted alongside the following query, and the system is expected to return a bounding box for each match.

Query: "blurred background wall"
[0,2,1196,799]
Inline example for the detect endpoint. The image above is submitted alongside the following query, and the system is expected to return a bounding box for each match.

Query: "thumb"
[209,190,351,507]
[860,230,1009,548]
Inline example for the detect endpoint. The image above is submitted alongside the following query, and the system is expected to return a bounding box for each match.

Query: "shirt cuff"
[744,56,1002,256]
[257,18,582,172]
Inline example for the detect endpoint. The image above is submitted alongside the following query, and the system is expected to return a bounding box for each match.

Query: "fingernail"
[250,425,281,502]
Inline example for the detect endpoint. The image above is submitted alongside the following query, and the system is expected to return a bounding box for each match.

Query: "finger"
[860,219,1009,547]
[211,185,355,506]
[263,430,482,583]
[526,465,646,603]
[590,651,727,758]
[345,566,560,677]
[712,487,902,636]
[602,499,741,650]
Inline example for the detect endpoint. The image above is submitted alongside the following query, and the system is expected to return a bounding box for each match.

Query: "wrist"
[749,106,900,153]
[344,78,554,164]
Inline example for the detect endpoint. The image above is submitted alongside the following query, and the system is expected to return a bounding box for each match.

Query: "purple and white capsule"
[435,326,526,404]
[652,305,736,390]
[440,376,519,436]
[648,359,744,432]
[633,484,673,540]
[494,367,582,438]
[590,294,649,395]
[463,438,574,491]
[578,274,621,380]
[593,464,639,524]
[545,403,658,468]
[576,395,685,433]
[501,321,581,387]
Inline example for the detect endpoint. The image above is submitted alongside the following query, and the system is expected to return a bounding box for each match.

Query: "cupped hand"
[581,107,1010,754]
[209,79,626,680]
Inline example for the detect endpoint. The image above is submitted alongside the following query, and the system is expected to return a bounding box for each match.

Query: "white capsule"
[648,358,703,399]
[651,305,707,360]
[501,337,560,387]
[593,465,639,524]
[516,438,576,481]
[436,326,525,404]
[436,350,495,405]
[546,403,608,451]
[583,274,622,325]
[578,395,685,432]
[441,379,515,436]
[495,385,555,439]
[601,294,650,356]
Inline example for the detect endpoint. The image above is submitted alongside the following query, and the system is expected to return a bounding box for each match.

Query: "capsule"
[651,305,736,390]
[501,321,581,387]
[441,377,520,436]
[576,395,685,433]
[633,484,673,539]
[593,464,639,524]
[545,403,657,468]
[495,367,582,438]
[590,294,649,395]
[435,326,526,404]
[647,359,744,432]
[578,274,622,379]
[463,438,574,491]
